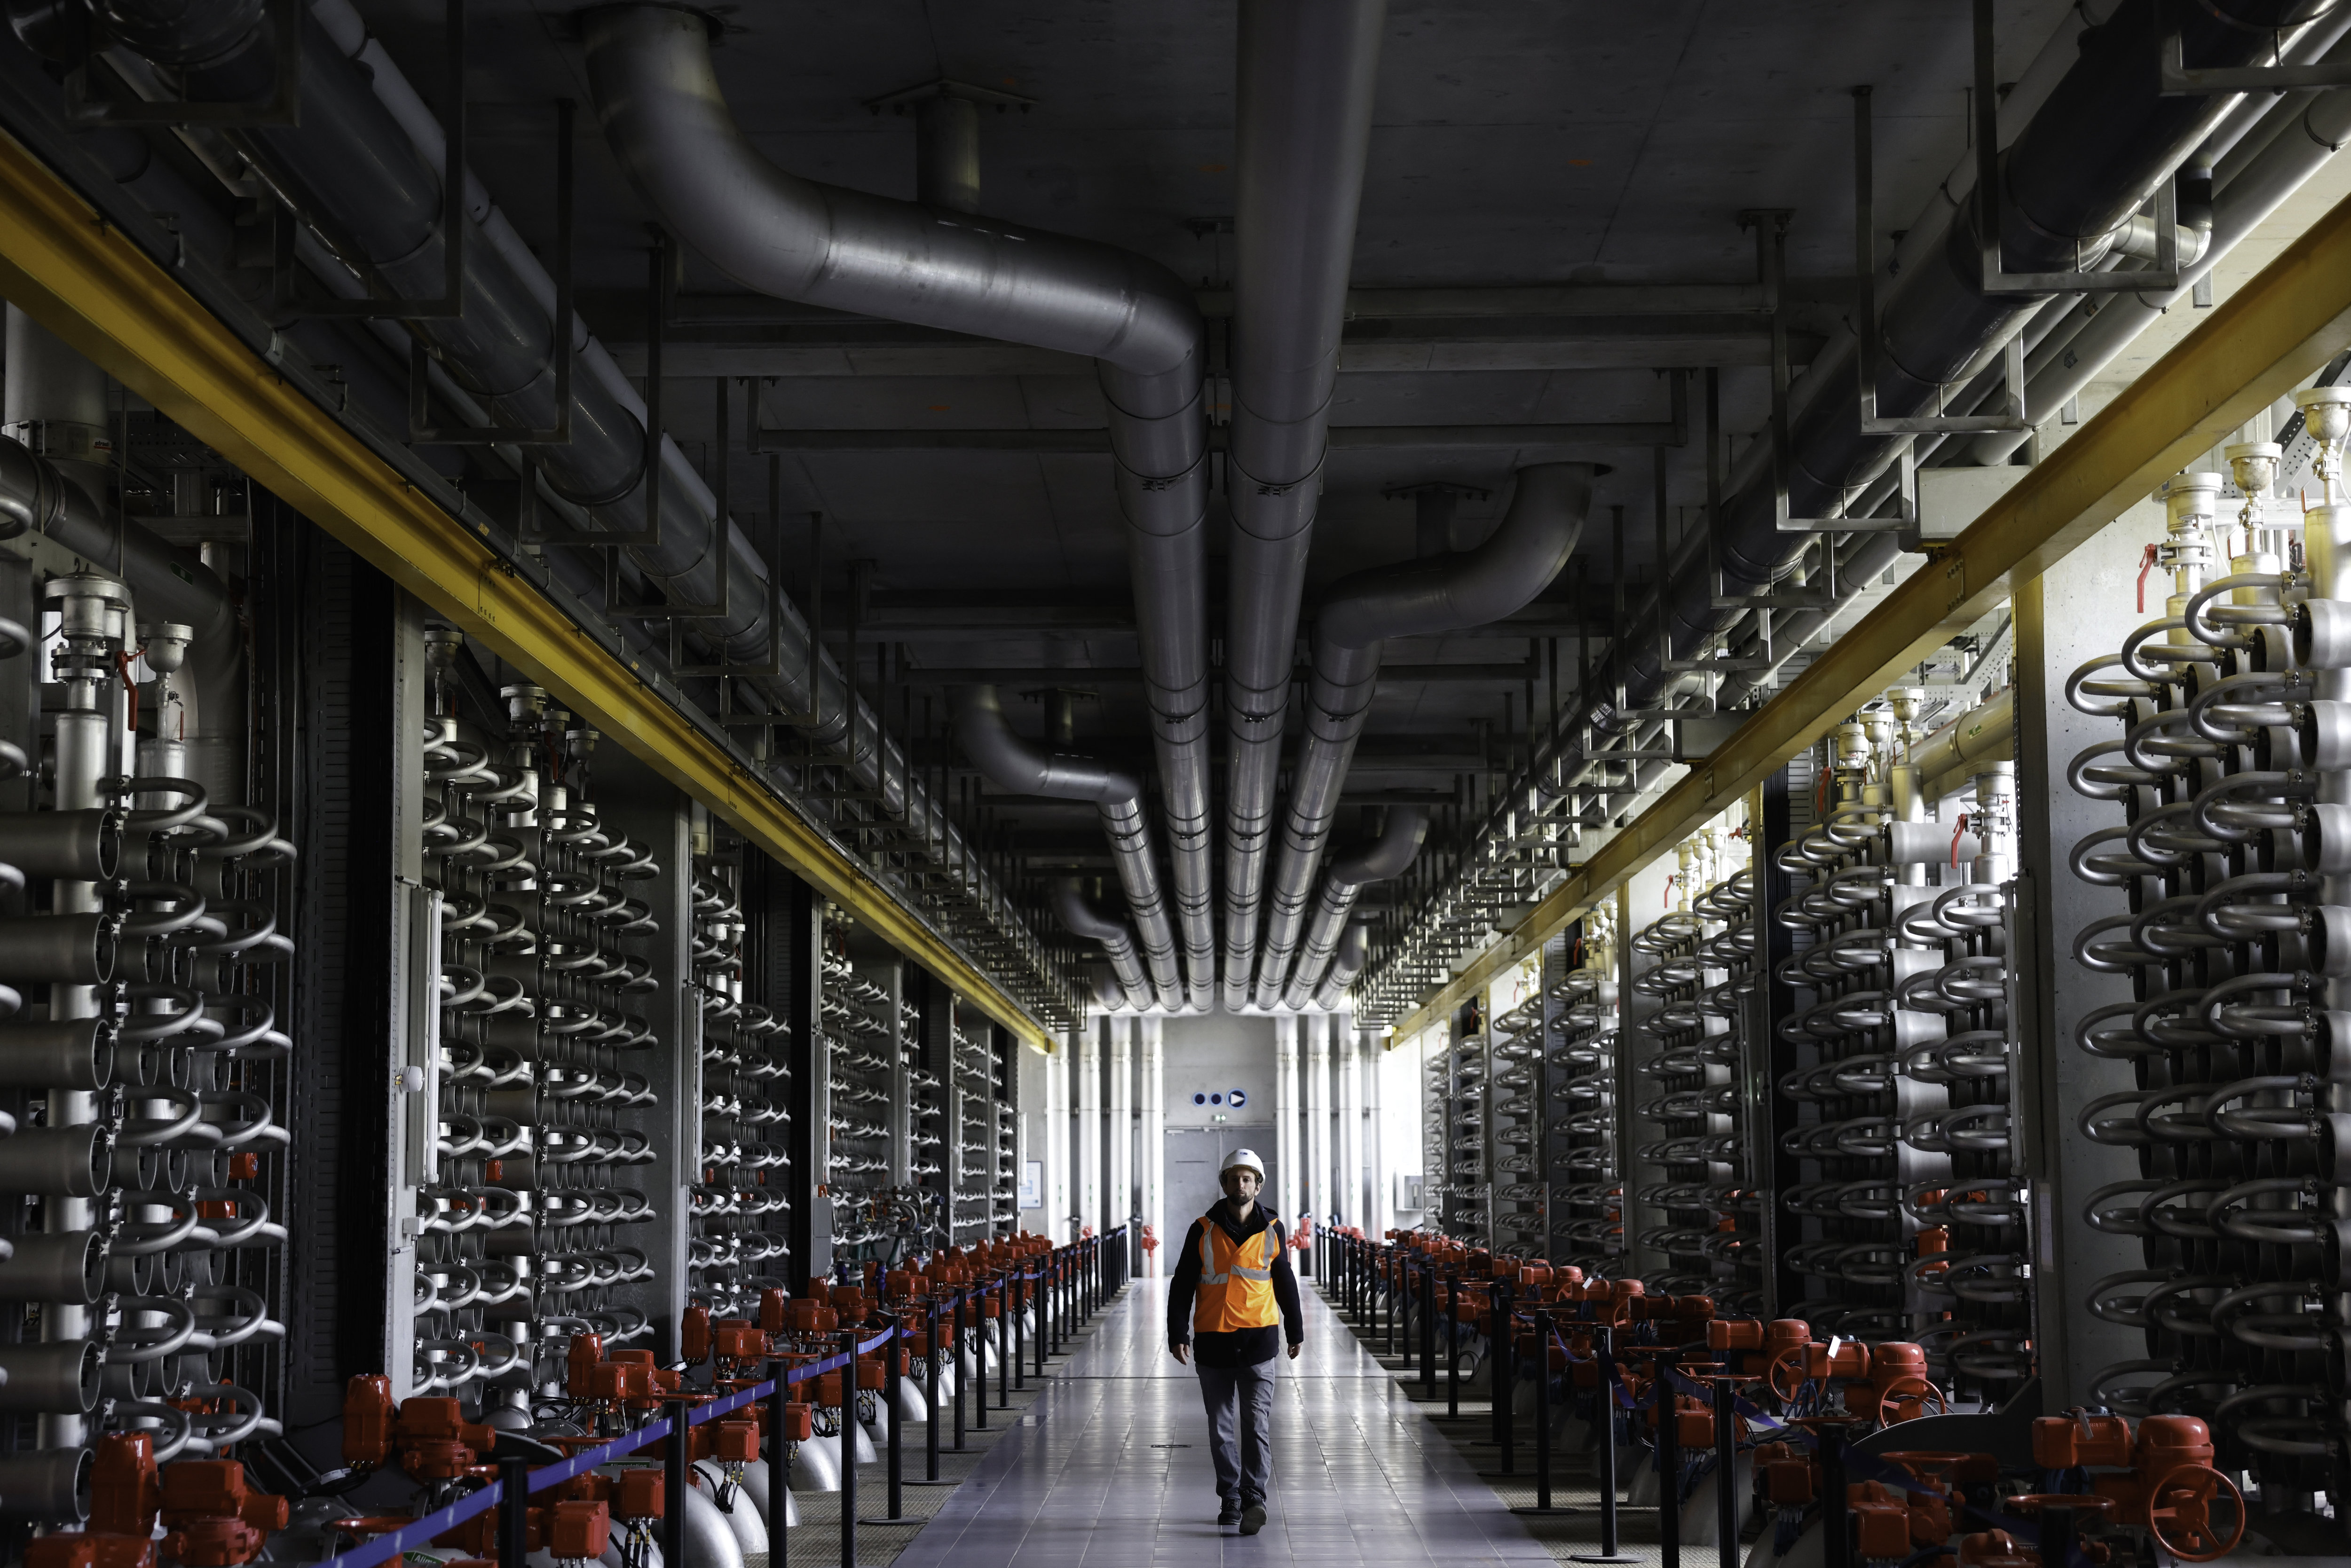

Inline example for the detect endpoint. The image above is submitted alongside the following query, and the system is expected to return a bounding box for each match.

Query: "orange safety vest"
[1192,1214,1282,1333]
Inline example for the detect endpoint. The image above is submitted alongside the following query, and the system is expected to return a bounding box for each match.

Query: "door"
[1162,1124,1276,1246]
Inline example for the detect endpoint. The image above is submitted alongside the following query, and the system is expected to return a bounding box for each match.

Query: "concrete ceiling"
[353,0,2073,853]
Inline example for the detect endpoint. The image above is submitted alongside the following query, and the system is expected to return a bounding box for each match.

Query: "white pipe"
[1338,1016,1364,1232]
[1274,1016,1301,1225]
[1304,1013,1331,1234]
[1108,1016,1133,1268]
[1141,1017,1165,1274]
[1077,1022,1103,1241]
[1048,1036,1072,1244]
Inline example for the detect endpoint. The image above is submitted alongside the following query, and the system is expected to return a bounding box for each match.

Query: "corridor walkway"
[890,1276,1553,1568]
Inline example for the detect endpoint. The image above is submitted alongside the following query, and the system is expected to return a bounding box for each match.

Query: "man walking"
[1167,1147,1303,1535]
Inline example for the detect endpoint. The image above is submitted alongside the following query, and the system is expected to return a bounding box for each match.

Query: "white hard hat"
[1222,1147,1265,1177]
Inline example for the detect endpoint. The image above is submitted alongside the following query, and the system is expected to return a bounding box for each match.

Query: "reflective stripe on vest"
[1193,1214,1281,1332]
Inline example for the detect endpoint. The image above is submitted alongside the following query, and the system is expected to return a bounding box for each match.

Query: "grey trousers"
[1196,1360,1276,1505]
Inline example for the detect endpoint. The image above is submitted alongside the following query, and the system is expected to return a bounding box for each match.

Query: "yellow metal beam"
[0,126,1057,1055]
[1391,181,2351,1041]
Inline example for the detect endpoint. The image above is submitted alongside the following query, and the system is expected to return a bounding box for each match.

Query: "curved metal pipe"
[955,688,1181,1009]
[1221,0,1389,1009]
[1252,464,1593,1006]
[63,0,1073,1008]
[582,3,1215,1009]
[1311,922,1372,1012]
[1285,807,1426,1009]
[1053,880,1149,1011]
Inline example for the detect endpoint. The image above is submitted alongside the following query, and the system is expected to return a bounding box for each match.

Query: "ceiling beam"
[897,661,1543,685]
[754,420,1687,454]
[586,281,1840,378]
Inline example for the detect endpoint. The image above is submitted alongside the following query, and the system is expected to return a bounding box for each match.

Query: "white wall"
[1160,1011,1278,1131]
[1373,1028,1431,1233]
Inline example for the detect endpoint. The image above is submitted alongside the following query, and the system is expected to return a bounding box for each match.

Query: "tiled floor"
[888,1277,1555,1568]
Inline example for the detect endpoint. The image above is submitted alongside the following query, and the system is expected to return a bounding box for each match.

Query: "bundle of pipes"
[8,0,1078,1023]
[0,318,292,1520]
[412,654,671,1403]
[1360,0,2351,1019]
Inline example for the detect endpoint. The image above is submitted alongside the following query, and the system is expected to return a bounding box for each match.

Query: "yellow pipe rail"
[0,126,1056,1054]
[1389,181,2351,1042]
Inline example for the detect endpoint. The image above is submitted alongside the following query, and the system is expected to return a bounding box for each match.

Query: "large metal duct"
[1053,880,1149,1012]
[582,5,1217,1010]
[1311,922,1373,1012]
[1220,0,1388,1011]
[1251,464,1593,1007]
[1967,24,2351,465]
[955,687,1181,1011]
[57,0,1065,1000]
[1283,807,1425,1009]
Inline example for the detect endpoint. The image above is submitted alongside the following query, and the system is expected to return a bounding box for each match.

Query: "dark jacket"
[1166,1198,1305,1367]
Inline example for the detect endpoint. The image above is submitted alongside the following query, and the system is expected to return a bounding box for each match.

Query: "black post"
[1444,1275,1460,1419]
[1821,1425,1850,1568]
[765,1359,790,1568]
[884,1324,903,1519]
[924,1299,941,1480]
[1570,1325,1635,1562]
[1714,1377,1737,1568]
[662,1400,689,1568]
[998,1276,1012,1408]
[953,1290,968,1451]
[1493,1280,1516,1470]
[1420,1264,1436,1394]
[1510,1309,1572,1516]
[2039,1505,2075,1568]
[497,1455,529,1568]
[975,1287,991,1431]
[1655,1350,1680,1568]
[1034,1265,1047,1380]
[1014,1269,1028,1389]
[837,1332,859,1568]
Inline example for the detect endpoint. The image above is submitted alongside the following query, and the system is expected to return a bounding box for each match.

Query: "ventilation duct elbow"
[1254,464,1593,1008]
[953,686,1139,805]
[956,688,1182,1010]
[1284,808,1425,1010]
[1311,922,1373,1012]
[587,4,1215,1009]
[1054,880,1150,1012]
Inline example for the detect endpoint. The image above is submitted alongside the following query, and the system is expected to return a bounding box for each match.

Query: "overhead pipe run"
[1220,0,1389,1010]
[584,4,1218,1011]
[1312,923,1373,1012]
[1054,880,1150,1012]
[1251,463,1594,1007]
[954,686,1183,1011]
[45,0,1077,1017]
[1283,806,1426,1009]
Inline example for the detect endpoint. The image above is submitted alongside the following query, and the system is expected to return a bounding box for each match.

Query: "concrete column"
[1077,1018,1104,1238]
[1141,1016,1165,1273]
[1363,1027,1385,1233]
[1338,1016,1364,1230]
[1304,1012,1331,1233]
[1048,1030,1073,1243]
[1108,1015,1134,1266]
[1274,1015,1300,1225]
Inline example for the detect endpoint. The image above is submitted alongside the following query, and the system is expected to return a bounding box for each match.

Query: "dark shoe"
[1217,1502,1242,1527]
[1239,1502,1267,1536]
